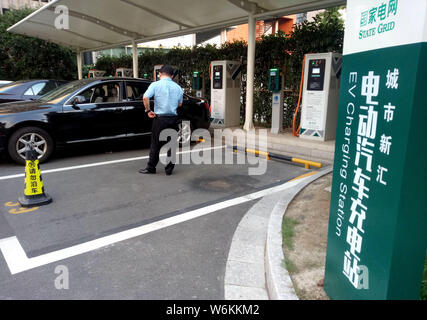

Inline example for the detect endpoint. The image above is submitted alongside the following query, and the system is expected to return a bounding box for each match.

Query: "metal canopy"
[8,0,345,52]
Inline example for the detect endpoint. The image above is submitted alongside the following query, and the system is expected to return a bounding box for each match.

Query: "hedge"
[0,9,76,81]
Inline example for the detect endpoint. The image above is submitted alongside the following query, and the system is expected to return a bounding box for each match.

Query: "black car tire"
[8,126,54,165]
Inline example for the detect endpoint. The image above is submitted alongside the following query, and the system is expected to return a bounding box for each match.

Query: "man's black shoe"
[139,168,156,174]
[165,170,173,176]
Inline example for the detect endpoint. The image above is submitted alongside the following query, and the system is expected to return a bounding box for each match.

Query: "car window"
[38,80,93,104]
[78,82,122,104]
[23,87,34,96]
[24,82,47,96]
[38,81,58,96]
[125,82,149,101]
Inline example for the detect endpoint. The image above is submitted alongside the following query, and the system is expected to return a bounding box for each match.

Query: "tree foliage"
[0,8,76,81]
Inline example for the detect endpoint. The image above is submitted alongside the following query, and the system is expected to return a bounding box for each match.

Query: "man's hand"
[148,111,156,118]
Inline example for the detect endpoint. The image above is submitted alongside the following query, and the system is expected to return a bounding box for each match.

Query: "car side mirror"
[71,95,86,109]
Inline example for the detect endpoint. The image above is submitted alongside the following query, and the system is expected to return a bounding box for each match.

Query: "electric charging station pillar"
[210,60,241,127]
[325,0,427,300]
[300,52,342,141]
[192,71,204,98]
[269,68,284,134]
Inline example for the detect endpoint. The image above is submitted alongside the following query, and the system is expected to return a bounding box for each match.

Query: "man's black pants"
[147,115,179,172]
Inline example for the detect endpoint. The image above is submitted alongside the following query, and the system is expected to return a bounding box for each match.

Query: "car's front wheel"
[177,120,192,146]
[8,126,54,165]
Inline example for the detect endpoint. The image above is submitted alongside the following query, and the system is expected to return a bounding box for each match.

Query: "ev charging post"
[153,64,163,81]
[269,68,284,134]
[153,65,180,82]
[299,52,342,141]
[324,0,427,300]
[192,71,204,98]
[115,68,133,78]
[88,69,106,78]
[210,60,242,127]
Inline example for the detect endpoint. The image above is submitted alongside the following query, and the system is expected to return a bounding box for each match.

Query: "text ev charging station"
[325,0,427,300]
[210,60,241,127]
[300,52,342,141]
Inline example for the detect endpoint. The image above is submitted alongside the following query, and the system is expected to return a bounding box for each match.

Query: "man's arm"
[178,88,183,107]
[143,96,151,112]
[143,84,156,118]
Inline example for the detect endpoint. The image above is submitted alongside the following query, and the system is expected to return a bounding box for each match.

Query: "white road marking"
[0,146,225,181]
[0,174,310,275]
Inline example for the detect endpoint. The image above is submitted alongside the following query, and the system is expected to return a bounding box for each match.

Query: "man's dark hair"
[159,65,174,76]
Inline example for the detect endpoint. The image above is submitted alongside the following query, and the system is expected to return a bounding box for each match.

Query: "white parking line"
[0,146,225,181]
[0,174,311,275]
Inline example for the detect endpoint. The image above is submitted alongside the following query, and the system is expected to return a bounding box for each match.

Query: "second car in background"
[0,79,68,104]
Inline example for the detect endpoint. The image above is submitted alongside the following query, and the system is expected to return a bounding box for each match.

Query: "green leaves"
[0,9,76,81]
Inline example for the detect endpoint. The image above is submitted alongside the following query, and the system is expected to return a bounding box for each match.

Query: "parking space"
[0,142,310,299]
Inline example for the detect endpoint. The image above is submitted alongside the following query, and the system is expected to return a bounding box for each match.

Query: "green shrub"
[0,8,76,80]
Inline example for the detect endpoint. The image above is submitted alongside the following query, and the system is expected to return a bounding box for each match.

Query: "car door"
[122,80,152,135]
[60,81,129,142]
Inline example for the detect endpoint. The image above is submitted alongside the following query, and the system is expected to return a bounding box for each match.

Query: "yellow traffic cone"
[18,146,52,207]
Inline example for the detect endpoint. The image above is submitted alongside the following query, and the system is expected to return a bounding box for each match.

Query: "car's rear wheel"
[8,127,54,165]
[177,120,192,145]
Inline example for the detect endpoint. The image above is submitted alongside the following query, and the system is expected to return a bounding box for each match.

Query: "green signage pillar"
[325,0,427,299]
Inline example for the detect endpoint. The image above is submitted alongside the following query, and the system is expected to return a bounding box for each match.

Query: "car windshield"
[38,80,93,104]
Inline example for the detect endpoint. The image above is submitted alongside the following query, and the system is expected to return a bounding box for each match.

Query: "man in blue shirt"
[140,65,183,176]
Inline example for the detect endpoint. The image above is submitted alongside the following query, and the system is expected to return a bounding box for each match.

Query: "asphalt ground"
[0,139,309,299]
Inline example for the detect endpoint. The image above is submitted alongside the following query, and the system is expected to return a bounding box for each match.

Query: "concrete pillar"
[132,40,139,78]
[243,5,256,131]
[76,51,83,80]
[220,28,227,45]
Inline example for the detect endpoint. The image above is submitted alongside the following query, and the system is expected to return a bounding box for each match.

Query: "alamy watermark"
[159,125,269,176]
[54,5,69,30]
[54,265,69,290]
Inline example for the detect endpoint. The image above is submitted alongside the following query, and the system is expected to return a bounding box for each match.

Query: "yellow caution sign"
[24,159,44,196]
[18,148,52,207]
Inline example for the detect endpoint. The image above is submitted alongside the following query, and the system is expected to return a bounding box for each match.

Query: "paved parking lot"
[0,140,309,299]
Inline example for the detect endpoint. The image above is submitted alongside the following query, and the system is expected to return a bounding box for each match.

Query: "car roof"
[90,77,152,83]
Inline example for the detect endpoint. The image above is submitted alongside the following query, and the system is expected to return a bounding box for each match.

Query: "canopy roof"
[8,0,345,52]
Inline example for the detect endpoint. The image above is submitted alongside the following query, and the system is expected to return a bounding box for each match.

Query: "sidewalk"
[210,127,335,164]
[224,168,332,300]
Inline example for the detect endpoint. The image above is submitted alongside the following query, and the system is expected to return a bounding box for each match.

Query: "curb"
[224,167,332,300]
[265,168,332,300]
[224,193,278,300]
